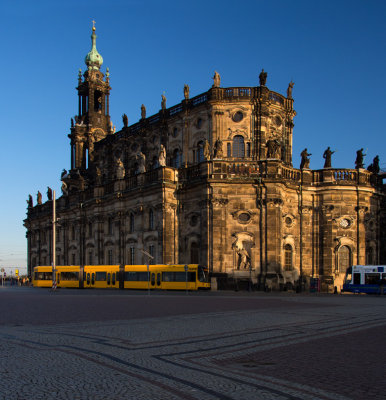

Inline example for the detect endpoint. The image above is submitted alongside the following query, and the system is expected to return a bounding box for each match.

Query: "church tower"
[68,22,112,172]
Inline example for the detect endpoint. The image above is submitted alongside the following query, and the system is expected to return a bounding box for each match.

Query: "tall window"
[129,213,135,233]
[108,249,113,265]
[232,135,245,158]
[284,244,293,271]
[366,247,374,265]
[149,245,155,264]
[197,141,204,163]
[129,246,135,265]
[191,242,199,264]
[108,217,113,235]
[88,222,93,238]
[246,142,251,158]
[88,251,93,265]
[338,246,351,273]
[72,226,76,241]
[149,209,154,230]
[72,253,76,265]
[172,149,181,168]
[227,143,231,157]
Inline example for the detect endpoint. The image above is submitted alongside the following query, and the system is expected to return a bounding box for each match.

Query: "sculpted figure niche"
[158,144,166,167]
[213,139,223,159]
[203,140,211,160]
[116,158,125,179]
[137,151,146,173]
[266,139,281,159]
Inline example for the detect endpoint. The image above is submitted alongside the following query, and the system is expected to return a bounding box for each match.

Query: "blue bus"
[342,265,386,294]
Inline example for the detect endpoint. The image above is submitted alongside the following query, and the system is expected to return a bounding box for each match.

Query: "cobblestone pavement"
[0,288,385,399]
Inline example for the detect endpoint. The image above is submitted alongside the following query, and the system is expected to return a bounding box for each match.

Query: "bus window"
[157,273,161,286]
[91,273,95,285]
[353,273,361,285]
[95,272,106,281]
[112,273,116,285]
[151,273,155,286]
[87,273,90,285]
[365,273,380,285]
[107,273,111,285]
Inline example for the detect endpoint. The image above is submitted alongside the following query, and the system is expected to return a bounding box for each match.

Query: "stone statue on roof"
[141,104,146,120]
[184,84,190,100]
[259,69,267,86]
[213,71,221,88]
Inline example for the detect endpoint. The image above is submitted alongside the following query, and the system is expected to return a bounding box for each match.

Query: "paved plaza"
[0,287,385,400]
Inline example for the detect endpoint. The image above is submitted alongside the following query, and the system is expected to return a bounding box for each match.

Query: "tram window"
[198,266,207,282]
[151,273,155,285]
[162,272,196,282]
[91,273,95,285]
[112,273,116,285]
[353,273,361,285]
[95,272,107,281]
[365,273,380,285]
[35,272,53,280]
[87,273,90,285]
[61,272,79,281]
[107,273,111,285]
[157,273,161,286]
[124,272,149,281]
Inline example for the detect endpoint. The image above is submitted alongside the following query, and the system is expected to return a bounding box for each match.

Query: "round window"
[339,218,351,228]
[285,216,292,226]
[232,111,244,122]
[238,213,251,222]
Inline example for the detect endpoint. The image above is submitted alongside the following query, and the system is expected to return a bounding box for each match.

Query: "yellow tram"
[32,264,210,290]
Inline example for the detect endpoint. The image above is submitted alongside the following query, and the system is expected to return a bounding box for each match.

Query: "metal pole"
[52,190,56,290]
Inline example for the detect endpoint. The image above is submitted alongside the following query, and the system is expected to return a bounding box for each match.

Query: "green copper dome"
[85,25,103,70]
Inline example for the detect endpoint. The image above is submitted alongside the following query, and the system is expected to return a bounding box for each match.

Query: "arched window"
[129,213,135,233]
[197,141,204,163]
[338,246,351,273]
[191,242,199,264]
[284,244,293,271]
[149,209,154,230]
[232,135,245,158]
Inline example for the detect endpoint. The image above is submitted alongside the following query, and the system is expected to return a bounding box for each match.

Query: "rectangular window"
[72,254,76,265]
[60,272,79,281]
[227,143,231,157]
[365,273,380,285]
[95,272,107,281]
[89,223,93,238]
[88,251,93,265]
[162,272,196,282]
[124,271,149,281]
[35,272,52,280]
[247,142,251,157]
[353,273,361,285]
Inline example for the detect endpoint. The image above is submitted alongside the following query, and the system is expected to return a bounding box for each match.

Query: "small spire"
[85,21,103,70]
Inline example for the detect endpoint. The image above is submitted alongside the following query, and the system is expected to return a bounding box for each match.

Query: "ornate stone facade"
[24,27,386,292]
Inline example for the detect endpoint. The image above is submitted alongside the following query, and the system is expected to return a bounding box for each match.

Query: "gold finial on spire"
[92,20,96,31]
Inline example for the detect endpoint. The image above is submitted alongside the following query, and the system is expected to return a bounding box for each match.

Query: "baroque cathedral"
[24,25,385,292]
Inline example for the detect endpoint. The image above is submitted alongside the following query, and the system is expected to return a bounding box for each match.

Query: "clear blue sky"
[1,0,385,274]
